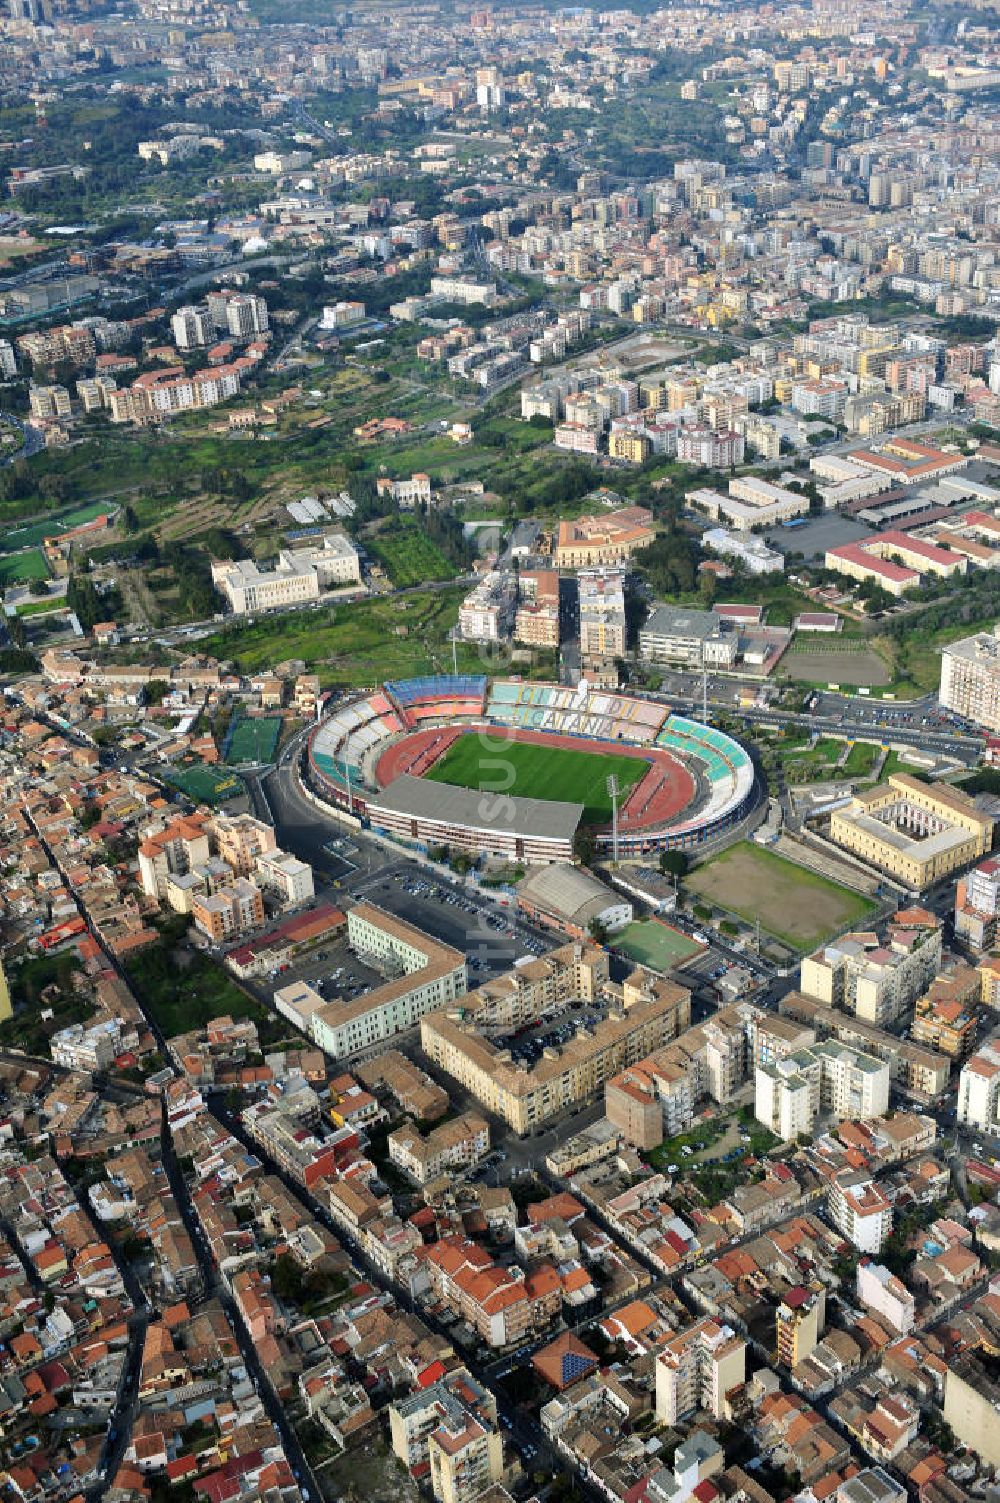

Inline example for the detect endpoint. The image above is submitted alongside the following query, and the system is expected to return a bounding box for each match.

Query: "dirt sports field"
[686,841,877,951]
[784,647,891,687]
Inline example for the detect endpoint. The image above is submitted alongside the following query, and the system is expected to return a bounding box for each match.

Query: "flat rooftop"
[369,772,583,842]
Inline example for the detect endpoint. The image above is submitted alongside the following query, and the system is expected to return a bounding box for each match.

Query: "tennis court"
[165,763,243,804]
[224,716,283,766]
[614,919,705,972]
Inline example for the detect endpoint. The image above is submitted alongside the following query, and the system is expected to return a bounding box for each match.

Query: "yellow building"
[775,1283,826,1368]
[0,961,10,1023]
[829,776,995,890]
[608,430,651,465]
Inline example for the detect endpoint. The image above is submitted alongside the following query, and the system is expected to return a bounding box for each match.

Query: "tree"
[573,827,595,866]
[588,917,609,945]
[658,850,688,879]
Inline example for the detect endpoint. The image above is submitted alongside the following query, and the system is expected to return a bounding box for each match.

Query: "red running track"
[373,723,697,835]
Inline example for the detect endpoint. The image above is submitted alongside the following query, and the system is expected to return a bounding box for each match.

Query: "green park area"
[164,763,243,804]
[424,735,647,825]
[613,919,704,972]
[199,588,488,687]
[126,940,287,1042]
[368,522,457,588]
[780,734,880,784]
[685,841,877,952]
[224,715,283,766]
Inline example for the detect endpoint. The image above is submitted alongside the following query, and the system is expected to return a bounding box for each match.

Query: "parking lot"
[283,933,385,1005]
[334,863,557,982]
[496,997,611,1066]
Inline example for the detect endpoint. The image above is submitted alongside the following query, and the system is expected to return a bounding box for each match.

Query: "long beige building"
[305,904,467,1058]
[829,774,994,889]
[421,960,690,1135]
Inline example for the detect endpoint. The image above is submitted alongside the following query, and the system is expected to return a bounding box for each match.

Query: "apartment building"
[390,1370,502,1503]
[755,1041,890,1140]
[655,1319,746,1426]
[254,850,315,908]
[50,1020,120,1074]
[310,904,466,1059]
[800,911,942,1027]
[422,965,689,1135]
[944,1358,1000,1471]
[578,567,627,664]
[791,377,848,420]
[138,814,211,900]
[458,570,517,643]
[554,506,654,569]
[778,993,950,1105]
[191,879,264,943]
[18,324,95,370]
[459,942,609,1033]
[514,570,560,649]
[911,968,980,1058]
[388,1112,489,1185]
[211,814,277,877]
[955,857,1000,951]
[171,305,215,349]
[605,1058,695,1149]
[829,776,994,889]
[110,363,246,423]
[828,1170,893,1253]
[211,533,361,614]
[856,1261,915,1334]
[205,290,269,341]
[939,625,1000,734]
[676,427,744,467]
[426,1236,561,1348]
[775,1284,826,1368]
[29,384,72,420]
[957,1041,1000,1133]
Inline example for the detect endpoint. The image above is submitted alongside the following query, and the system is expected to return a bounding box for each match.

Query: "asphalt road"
[0,408,43,466]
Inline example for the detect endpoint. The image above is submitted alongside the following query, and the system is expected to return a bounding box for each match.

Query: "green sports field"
[165,764,243,804]
[224,716,282,766]
[0,549,49,585]
[615,920,704,972]
[423,734,648,825]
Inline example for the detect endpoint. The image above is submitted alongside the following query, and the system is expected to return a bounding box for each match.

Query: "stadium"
[306,676,757,863]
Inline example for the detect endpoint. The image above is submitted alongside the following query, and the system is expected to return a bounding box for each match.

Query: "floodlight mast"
[607,773,620,865]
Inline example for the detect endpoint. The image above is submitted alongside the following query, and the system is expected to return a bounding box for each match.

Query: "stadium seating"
[387,675,488,727]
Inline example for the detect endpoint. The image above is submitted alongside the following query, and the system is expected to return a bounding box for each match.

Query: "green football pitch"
[422,734,648,825]
[224,716,282,766]
[165,764,243,804]
[614,920,704,972]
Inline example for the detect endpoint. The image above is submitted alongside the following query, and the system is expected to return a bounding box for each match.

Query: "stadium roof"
[517,862,623,929]
[369,773,583,841]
